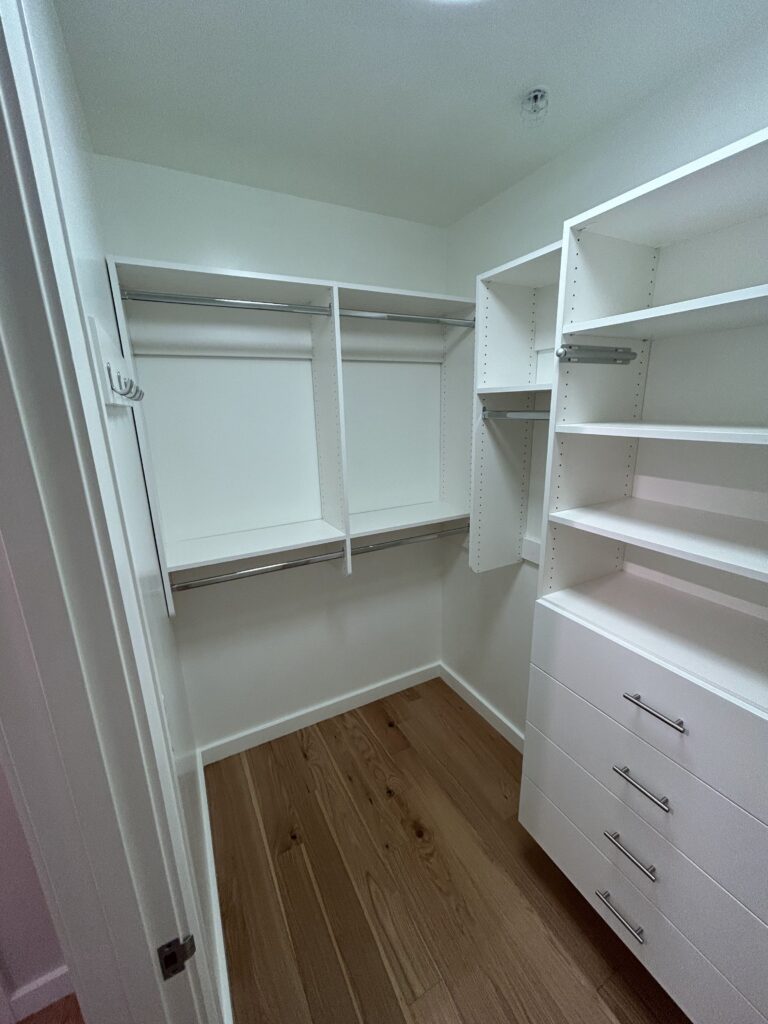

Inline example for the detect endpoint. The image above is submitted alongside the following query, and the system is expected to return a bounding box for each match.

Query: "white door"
[0,5,222,1022]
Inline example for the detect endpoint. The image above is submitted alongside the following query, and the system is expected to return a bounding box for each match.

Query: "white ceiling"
[55,0,766,225]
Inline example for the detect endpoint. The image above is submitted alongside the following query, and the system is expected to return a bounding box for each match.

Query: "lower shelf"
[349,501,468,539]
[167,519,346,572]
[550,497,768,582]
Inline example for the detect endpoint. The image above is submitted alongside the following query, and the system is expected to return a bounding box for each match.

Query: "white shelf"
[542,571,768,713]
[564,284,768,340]
[350,501,468,540]
[480,241,562,288]
[478,383,552,396]
[167,519,346,573]
[556,422,768,445]
[550,497,768,582]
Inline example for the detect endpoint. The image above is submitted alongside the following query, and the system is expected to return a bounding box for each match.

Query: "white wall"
[175,544,443,757]
[91,155,451,294]
[441,27,768,745]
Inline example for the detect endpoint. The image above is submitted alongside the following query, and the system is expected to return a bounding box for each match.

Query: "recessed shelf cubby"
[469,241,562,572]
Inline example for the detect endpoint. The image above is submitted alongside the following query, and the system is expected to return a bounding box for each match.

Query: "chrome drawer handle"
[595,890,645,944]
[603,831,657,881]
[612,765,670,812]
[623,692,685,733]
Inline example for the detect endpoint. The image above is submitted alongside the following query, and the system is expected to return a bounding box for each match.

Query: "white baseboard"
[195,758,234,1024]
[10,965,72,1021]
[199,663,442,766]
[438,662,525,754]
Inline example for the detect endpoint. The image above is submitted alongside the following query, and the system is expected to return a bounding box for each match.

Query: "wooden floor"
[18,996,83,1024]
[206,678,690,1024]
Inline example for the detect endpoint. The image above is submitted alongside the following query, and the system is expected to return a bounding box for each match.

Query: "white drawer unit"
[531,592,768,825]
[524,723,768,1017]
[526,666,768,927]
[519,779,766,1024]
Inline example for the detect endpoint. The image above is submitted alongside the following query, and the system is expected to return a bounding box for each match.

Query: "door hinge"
[157,934,196,980]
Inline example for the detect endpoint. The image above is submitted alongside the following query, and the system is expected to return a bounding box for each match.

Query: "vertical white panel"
[311,287,351,571]
[568,231,658,322]
[440,324,474,509]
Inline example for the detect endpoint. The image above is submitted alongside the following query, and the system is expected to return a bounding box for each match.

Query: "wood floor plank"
[204,756,313,1024]
[397,688,628,991]
[403,685,519,819]
[18,996,83,1024]
[246,736,410,1024]
[309,725,440,1004]
[207,678,690,1024]
[356,698,411,755]
[409,982,464,1024]
[275,843,361,1024]
[597,964,691,1024]
[394,747,623,1024]
[316,711,411,853]
[420,678,523,781]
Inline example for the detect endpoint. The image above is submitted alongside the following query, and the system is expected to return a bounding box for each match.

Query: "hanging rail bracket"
[556,343,637,365]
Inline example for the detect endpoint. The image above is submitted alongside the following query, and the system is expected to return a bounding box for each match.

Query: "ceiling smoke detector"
[521,87,549,125]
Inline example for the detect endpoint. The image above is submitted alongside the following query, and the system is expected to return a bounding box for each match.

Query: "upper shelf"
[542,570,768,714]
[337,283,474,320]
[550,497,768,583]
[564,284,768,340]
[478,383,552,396]
[571,128,768,247]
[556,422,768,445]
[480,241,562,288]
[349,501,468,540]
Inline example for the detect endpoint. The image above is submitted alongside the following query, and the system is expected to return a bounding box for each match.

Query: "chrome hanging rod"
[171,524,468,592]
[120,289,475,329]
[482,408,549,421]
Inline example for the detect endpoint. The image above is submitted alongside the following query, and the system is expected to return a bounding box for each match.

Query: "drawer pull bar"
[603,831,657,881]
[612,765,670,812]
[623,693,685,733]
[595,890,645,944]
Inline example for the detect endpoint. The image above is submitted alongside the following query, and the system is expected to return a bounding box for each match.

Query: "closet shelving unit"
[107,259,474,603]
[521,128,768,1024]
[337,283,474,540]
[469,241,562,571]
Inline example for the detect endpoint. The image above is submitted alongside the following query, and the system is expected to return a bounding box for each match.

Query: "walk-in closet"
[1,3,766,1024]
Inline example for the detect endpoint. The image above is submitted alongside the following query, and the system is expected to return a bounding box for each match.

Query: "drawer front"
[532,601,768,824]
[525,722,768,1017]
[526,666,768,926]
[519,778,764,1024]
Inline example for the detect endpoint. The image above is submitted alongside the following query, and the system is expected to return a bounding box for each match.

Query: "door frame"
[0,12,218,1024]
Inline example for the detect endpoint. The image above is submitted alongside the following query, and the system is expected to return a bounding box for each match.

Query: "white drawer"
[526,666,768,926]
[524,722,768,1017]
[519,778,765,1024]
[532,600,768,824]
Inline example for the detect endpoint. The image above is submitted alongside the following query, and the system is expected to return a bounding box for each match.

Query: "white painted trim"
[9,965,72,1021]
[439,663,525,754]
[195,757,234,1024]
[200,663,442,765]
